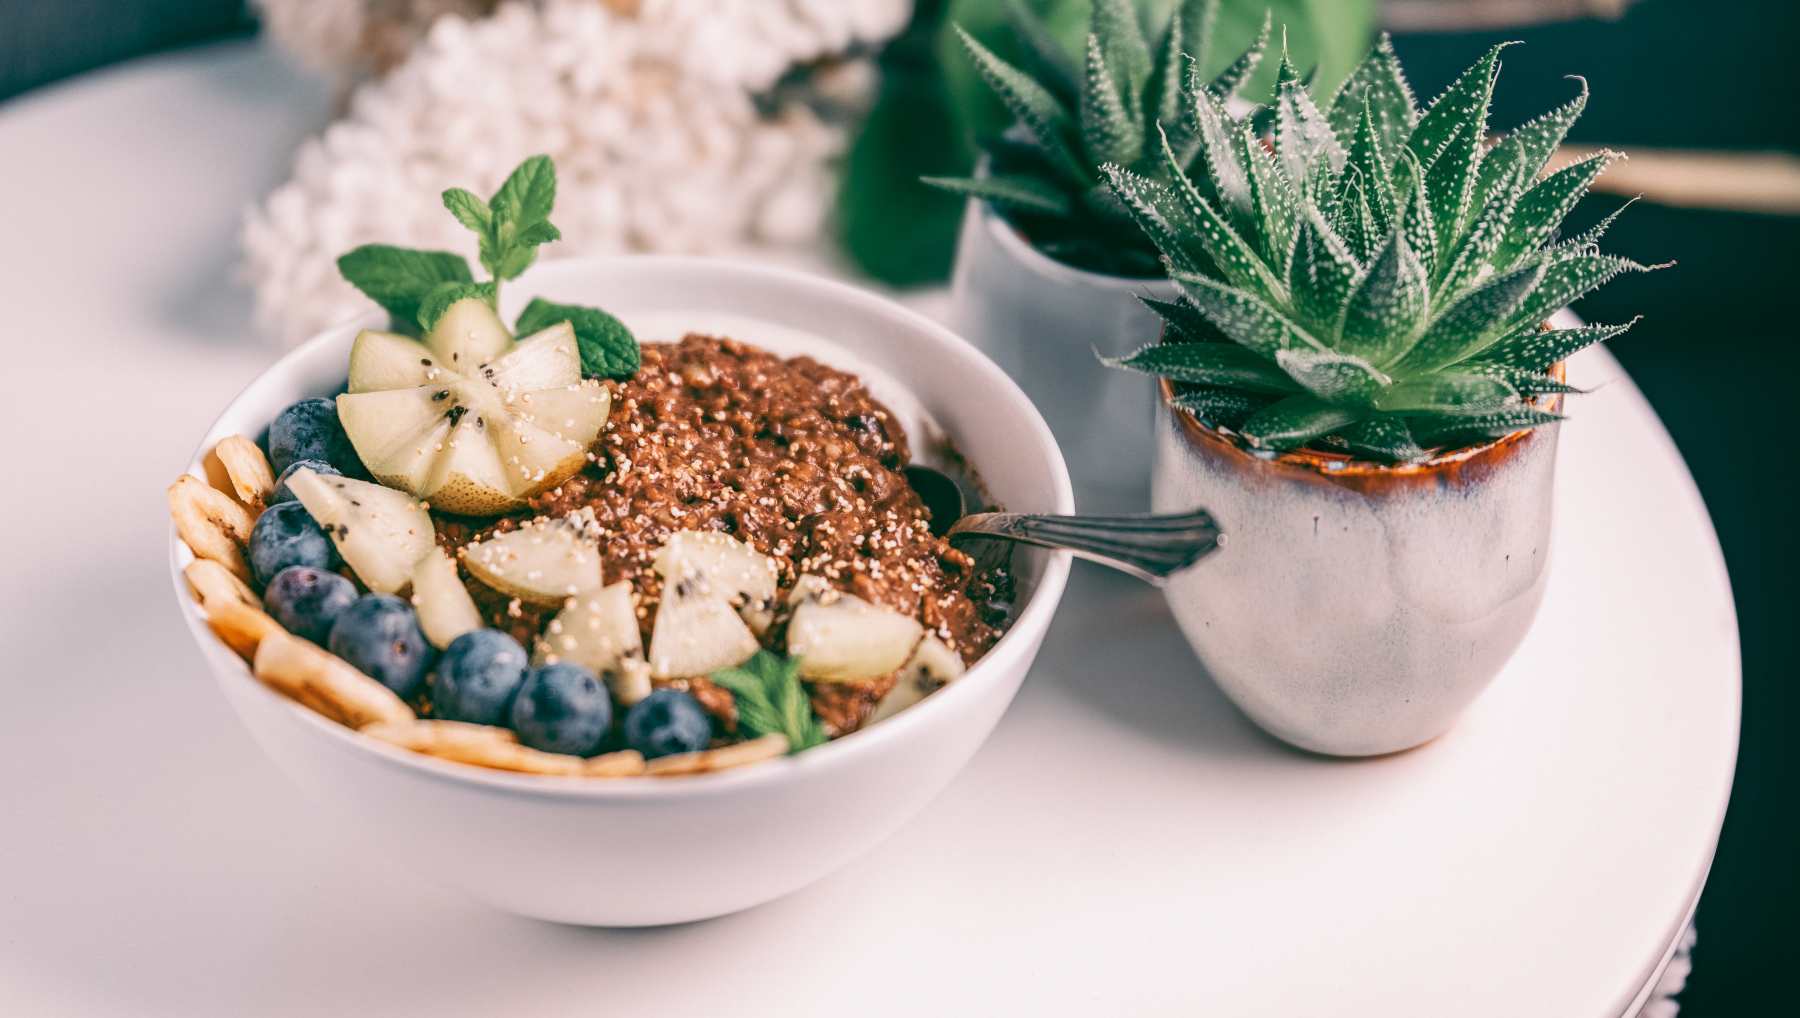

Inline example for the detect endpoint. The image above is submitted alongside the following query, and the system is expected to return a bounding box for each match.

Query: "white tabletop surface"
[0,41,1739,1018]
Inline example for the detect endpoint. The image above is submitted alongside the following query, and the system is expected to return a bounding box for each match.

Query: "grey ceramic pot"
[946,199,1177,512]
[1151,382,1561,756]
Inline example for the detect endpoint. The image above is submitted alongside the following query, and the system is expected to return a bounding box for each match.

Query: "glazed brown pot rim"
[1159,360,1567,481]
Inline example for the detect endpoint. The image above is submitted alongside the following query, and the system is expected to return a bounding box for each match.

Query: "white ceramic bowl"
[169,257,1073,926]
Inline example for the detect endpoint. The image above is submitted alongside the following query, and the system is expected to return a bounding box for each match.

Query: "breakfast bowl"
[169,256,1073,925]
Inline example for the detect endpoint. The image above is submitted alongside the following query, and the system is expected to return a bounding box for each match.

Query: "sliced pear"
[348,330,441,393]
[535,581,653,705]
[866,636,965,726]
[787,580,924,682]
[337,318,602,517]
[285,468,435,595]
[648,582,761,679]
[410,547,484,650]
[425,297,512,370]
[481,323,580,392]
[460,508,605,606]
[653,530,778,633]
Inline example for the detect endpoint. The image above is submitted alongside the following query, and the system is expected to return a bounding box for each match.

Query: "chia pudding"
[437,334,1013,736]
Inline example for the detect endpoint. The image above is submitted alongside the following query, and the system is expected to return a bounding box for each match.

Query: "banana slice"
[535,581,653,705]
[213,435,276,509]
[460,508,605,606]
[410,547,484,650]
[786,578,924,682]
[866,636,965,726]
[168,474,256,581]
[285,468,435,595]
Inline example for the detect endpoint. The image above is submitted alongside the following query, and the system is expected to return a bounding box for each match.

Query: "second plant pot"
[946,198,1176,512]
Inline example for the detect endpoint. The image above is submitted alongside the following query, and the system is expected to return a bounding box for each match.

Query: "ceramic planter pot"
[1151,380,1562,756]
[947,199,1178,512]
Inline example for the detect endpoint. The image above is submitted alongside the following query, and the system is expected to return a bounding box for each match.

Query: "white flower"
[244,0,910,343]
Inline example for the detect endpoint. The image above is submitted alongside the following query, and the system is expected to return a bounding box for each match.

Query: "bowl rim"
[170,254,1074,801]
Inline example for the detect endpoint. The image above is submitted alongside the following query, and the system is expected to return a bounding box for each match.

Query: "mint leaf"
[416,280,497,332]
[711,651,828,753]
[336,245,473,329]
[491,154,556,228]
[515,298,640,379]
[441,188,492,234]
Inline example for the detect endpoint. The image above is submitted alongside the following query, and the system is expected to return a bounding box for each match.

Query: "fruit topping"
[622,689,714,759]
[409,547,484,650]
[247,500,339,587]
[327,594,435,700]
[270,458,340,505]
[168,474,257,582]
[460,508,606,606]
[866,636,966,726]
[785,578,924,682]
[510,662,612,757]
[653,530,778,633]
[262,564,358,645]
[336,310,610,515]
[267,397,356,475]
[213,435,276,509]
[284,468,436,595]
[535,581,652,705]
[648,574,761,679]
[433,629,530,726]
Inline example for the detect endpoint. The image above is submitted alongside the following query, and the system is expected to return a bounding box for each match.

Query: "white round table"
[0,41,1738,1018]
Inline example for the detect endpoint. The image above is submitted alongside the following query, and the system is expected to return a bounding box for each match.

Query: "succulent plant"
[1103,35,1661,462]
[923,0,1273,277]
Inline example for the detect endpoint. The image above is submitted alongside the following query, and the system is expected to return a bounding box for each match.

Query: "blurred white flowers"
[244,0,910,343]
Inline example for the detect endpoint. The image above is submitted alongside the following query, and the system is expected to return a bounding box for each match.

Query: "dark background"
[2,1,1791,1012]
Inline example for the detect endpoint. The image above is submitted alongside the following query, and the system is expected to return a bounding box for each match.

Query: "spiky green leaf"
[1102,164,1208,274]
[1492,150,1619,268]
[1470,76,1587,215]
[1335,415,1429,462]
[1460,361,1583,395]
[1090,0,1152,118]
[1170,385,1268,430]
[1343,102,1395,228]
[1273,49,1346,183]
[1553,196,1637,254]
[1147,4,1188,137]
[1173,271,1322,359]
[954,25,1086,185]
[1413,407,1563,447]
[1327,35,1418,160]
[1159,130,1283,299]
[1207,11,1269,98]
[1275,348,1390,406]
[1505,253,1657,335]
[1240,395,1361,450]
[1105,340,1299,392]
[1003,0,1080,105]
[920,174,1075,217]
[1392,259,1546,372]
[1473,318,1640,372]
[1339,231,1430,364]
[1139,294,1228,343]
[1287,209,1362,336]
[1242,126,1298,274]
[1375,371,1518,415]
[1436,165,1520,294]
[1406,42,1511,172]
[1186,85,1249,213]
[1081,34,1144,166]
[1393,151,1439,280]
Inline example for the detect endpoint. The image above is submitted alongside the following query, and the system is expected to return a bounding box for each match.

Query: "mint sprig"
[515,298,640,380]
[710,651,827,754]
[336,245,473,329]
[442,155,562,285]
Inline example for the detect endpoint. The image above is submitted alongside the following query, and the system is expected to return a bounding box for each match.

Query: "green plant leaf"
[1185,82,1249,213]
[1158,128,1281,298]
[954,24,1087,185]
[1090,0,1153,117]
[1173,270,1323,359]
[1205,9,1269,98]
[1104,339,1299,392]
[1504,253,1659,335]
[1169,385,1268,429]
[921,173,1075,217]
[515,298,641,380]
[336,245,474,330]
[1552,196,1637,253]
[1287,207,1361,336]
[1081,33,1143,165]
[1275,348,1389,406]
[1004,0,1081,104]
[1406,42,1510,173]
[1469,75,1587,217]
[1491,150,1620,269]
[1412,407,1562,448]
[491,154,556,230]
[1391,259,1546,372]
[1102,164,1208,274]
[1239,394,1361,449]
[1145,3,1188,137]
[1342,102,1395,230]
[1242,127,1298,274]
[1436,164,1520,295]
[1374,371,1518,415]
[1472,317,1639,372]
[1459,361,1583,394]
[1339,230,1429,364]
[441,187,492,234]
[415,280,497,332]
[710,651,828,754]
[1272,48,1346,183]
[1327,34,1417,159]
[1392,151,1438,280]
[1334,415,1427,462]
[1139,294,1230,342]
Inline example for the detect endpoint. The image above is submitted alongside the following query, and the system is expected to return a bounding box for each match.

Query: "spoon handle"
[947,509,1224,586]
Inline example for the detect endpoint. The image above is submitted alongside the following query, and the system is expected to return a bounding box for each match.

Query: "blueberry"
[267,398,353,474]
[433,629,529,725]
[247,500,337,587]
[263,565,357,644]
[269,458,341,505]
[328,594,434,700]
[510,663,612,756]
[622,689,712,759]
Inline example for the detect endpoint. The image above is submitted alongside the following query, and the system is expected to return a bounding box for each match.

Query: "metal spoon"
[904,465,1224,587]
